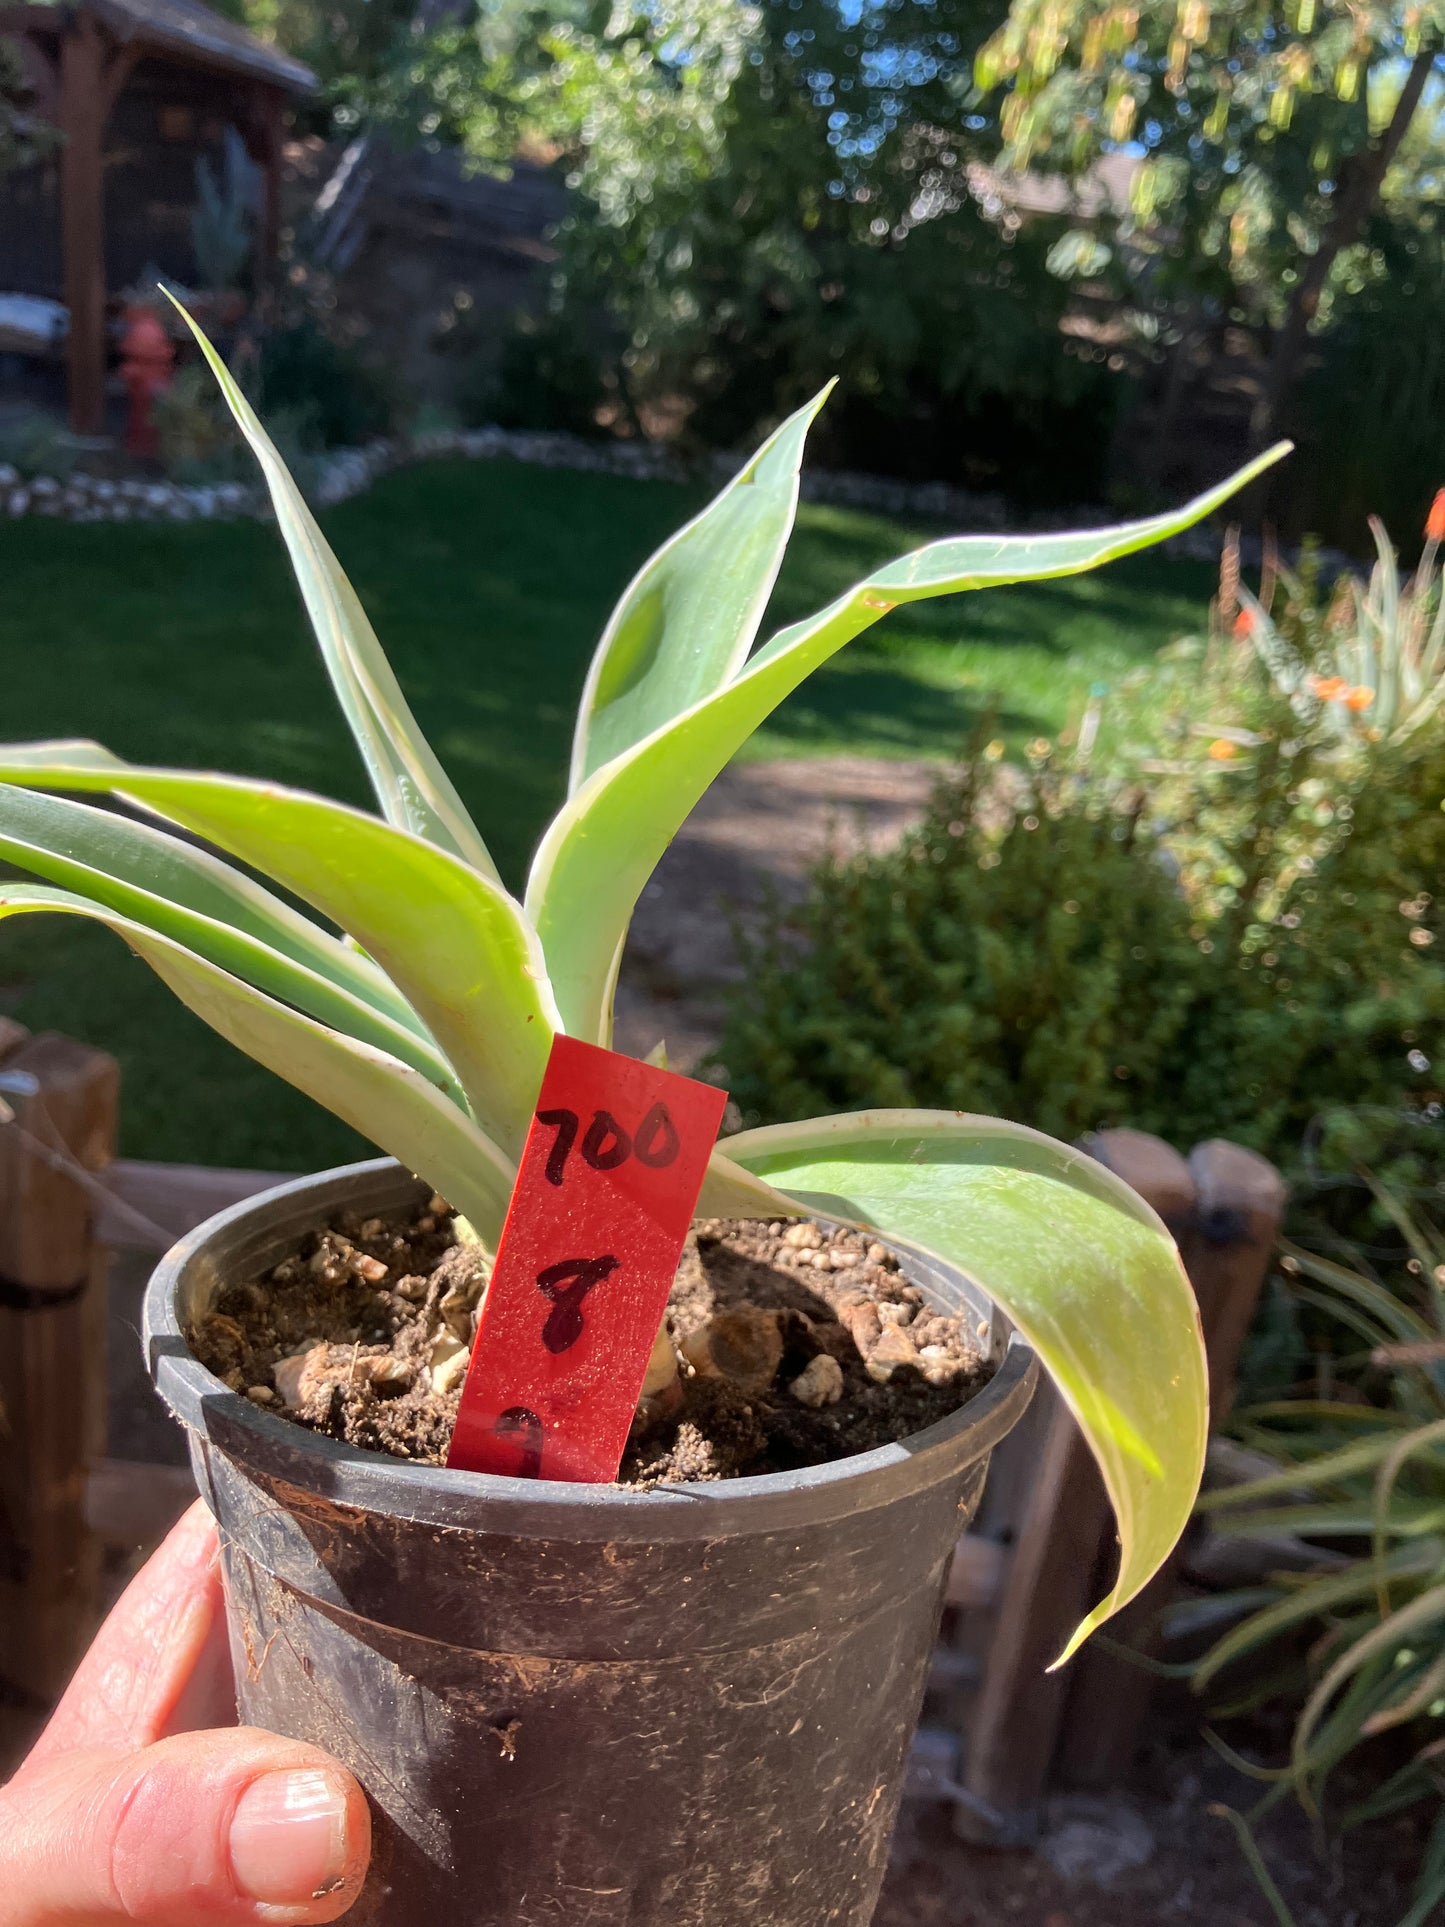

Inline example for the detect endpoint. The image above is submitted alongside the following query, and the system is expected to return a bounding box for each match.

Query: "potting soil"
[190,1200,992,1482]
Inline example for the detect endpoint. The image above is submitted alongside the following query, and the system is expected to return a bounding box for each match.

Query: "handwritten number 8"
[537,1102,680,1186]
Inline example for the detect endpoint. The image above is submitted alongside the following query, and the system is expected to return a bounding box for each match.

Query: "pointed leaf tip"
[166,294,501,883]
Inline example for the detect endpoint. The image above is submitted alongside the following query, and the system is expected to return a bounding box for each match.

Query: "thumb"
[0,1726,371,1927]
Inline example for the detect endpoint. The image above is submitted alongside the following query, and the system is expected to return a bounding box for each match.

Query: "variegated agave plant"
[0,309,1286,1656]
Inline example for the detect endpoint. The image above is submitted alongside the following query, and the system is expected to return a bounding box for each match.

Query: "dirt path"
[613,755,939,1071]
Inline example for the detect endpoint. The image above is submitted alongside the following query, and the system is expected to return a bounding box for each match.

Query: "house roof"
[51,0,316,91]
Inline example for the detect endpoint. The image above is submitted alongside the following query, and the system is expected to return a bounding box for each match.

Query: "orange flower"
[1309,675,1348,701]
[1207,738,1238,760]
[1344,685,1374,712]
[1232,607,1254,638]
[1427,488,1445,543]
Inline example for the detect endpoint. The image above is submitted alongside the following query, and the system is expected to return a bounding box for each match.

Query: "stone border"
[0,422,1330,572]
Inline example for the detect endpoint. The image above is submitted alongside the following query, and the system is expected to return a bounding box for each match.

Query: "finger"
[32,1501,234,1761]
[0,1726,371,1927]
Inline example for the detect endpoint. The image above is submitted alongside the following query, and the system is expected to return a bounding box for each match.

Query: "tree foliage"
[418,0,1116,493]
[976,0,1444,436]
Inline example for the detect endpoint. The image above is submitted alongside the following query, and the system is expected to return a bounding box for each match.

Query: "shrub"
[0,412,81,480]
[720,745,1204,1143]
[253,318,391,450]
[719,522,1445,1176]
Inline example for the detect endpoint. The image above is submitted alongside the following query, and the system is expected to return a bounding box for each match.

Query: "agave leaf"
[1208,1807,1300,1927]
[168,298,500,884]
[571,388,831,791]
[1292,1582,1445,1786]
[0,744,555,1157]
[716,1109,1208,1662]
[1192,1542,1442,1690]
[1236,1400,1418,1430]
[0,884,515,1244]
[696,1146,802,1219]
[531,445,1292,1039]
[1218,1501,1445,1539]
[1373,1417,1445,1616]
[1200,1430,1445,1512]
[1280,1239,1435,1345]
[0,785,464,1095]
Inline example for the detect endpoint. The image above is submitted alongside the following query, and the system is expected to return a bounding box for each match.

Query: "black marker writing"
[536,1254,619,1352]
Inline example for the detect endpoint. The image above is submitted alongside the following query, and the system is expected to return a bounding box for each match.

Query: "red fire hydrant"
[120,305,175,457]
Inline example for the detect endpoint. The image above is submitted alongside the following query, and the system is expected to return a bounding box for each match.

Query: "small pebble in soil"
[190,1201,992,1484]
[789,1354,844,1408]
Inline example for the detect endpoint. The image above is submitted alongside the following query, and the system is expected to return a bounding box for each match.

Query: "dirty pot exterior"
[144,1158,1037,1927]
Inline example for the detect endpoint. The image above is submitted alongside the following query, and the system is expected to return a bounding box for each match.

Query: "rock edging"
[0,427,1337,573]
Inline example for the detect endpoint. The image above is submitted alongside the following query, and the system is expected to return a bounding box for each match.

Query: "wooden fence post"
[0,1028,119,1700]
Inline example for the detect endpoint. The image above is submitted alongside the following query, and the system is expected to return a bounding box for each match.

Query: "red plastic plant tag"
[446,1034,728,1483]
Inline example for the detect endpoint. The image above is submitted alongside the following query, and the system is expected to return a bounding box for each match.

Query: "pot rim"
[145,1156,1038,1542]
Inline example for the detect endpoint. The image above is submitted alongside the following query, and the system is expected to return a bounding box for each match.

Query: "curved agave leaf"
[168,298,500,884]
[571,387,831,790]
[0,785,464,1102]
[1196,1430,1442,1511]
[0,743,555,1157]
[696,1146,802,1219]
[714,1110,1209,1662]
[1191,1542,1442,1691]
[0,884,516,1244]
[530,444,1292,1040]
[1292,1583,1445,1787]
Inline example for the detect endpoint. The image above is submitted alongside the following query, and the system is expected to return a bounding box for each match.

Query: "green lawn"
[0,456,1216,1167]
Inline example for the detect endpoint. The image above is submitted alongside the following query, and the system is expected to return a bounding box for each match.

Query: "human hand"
[0,1501,371,1925]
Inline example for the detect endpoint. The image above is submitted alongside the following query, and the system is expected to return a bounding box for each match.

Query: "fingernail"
[230,1767,350,1906]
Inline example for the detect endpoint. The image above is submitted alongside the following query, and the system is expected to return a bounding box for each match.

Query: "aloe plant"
[1196,1196,1445,1927]
[1238,495,1445,749]
[0,309,1287,1657]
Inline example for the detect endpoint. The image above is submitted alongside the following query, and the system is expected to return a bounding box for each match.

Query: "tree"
[975,0,1444,442]
[421,0,1117,495]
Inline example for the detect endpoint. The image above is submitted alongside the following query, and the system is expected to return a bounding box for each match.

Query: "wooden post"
[0,1030,120,1699]
[244,83,286,310]
[60,13,109,436]
[1178,1139,1288,1425]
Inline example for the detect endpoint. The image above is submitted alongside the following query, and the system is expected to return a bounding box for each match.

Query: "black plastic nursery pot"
[144,1157,1038,1927]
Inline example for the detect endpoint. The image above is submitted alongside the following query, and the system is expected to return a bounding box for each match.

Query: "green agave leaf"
[0,782,462,1074]
[715,1109,1209,1662]
[1373,1417,1445,1616]
[1278,1240,1436,1345]
[0,884,515,1245]
[1199,1430,1445,1512]
[1192,1542,1443,1690]
[0,743,555,1157]
[1208,1808,1300,1927]
[571,388,831,791]
[1293,1583,1445,1785]
[1218,1502,1445,1539]
[530,444,1292,1040]
[169,297,500,884]
[1236,1400,1419,1430]
[697,1146,803,1219]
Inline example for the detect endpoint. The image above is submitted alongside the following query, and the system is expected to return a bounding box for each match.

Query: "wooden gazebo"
[0,0,314,431]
